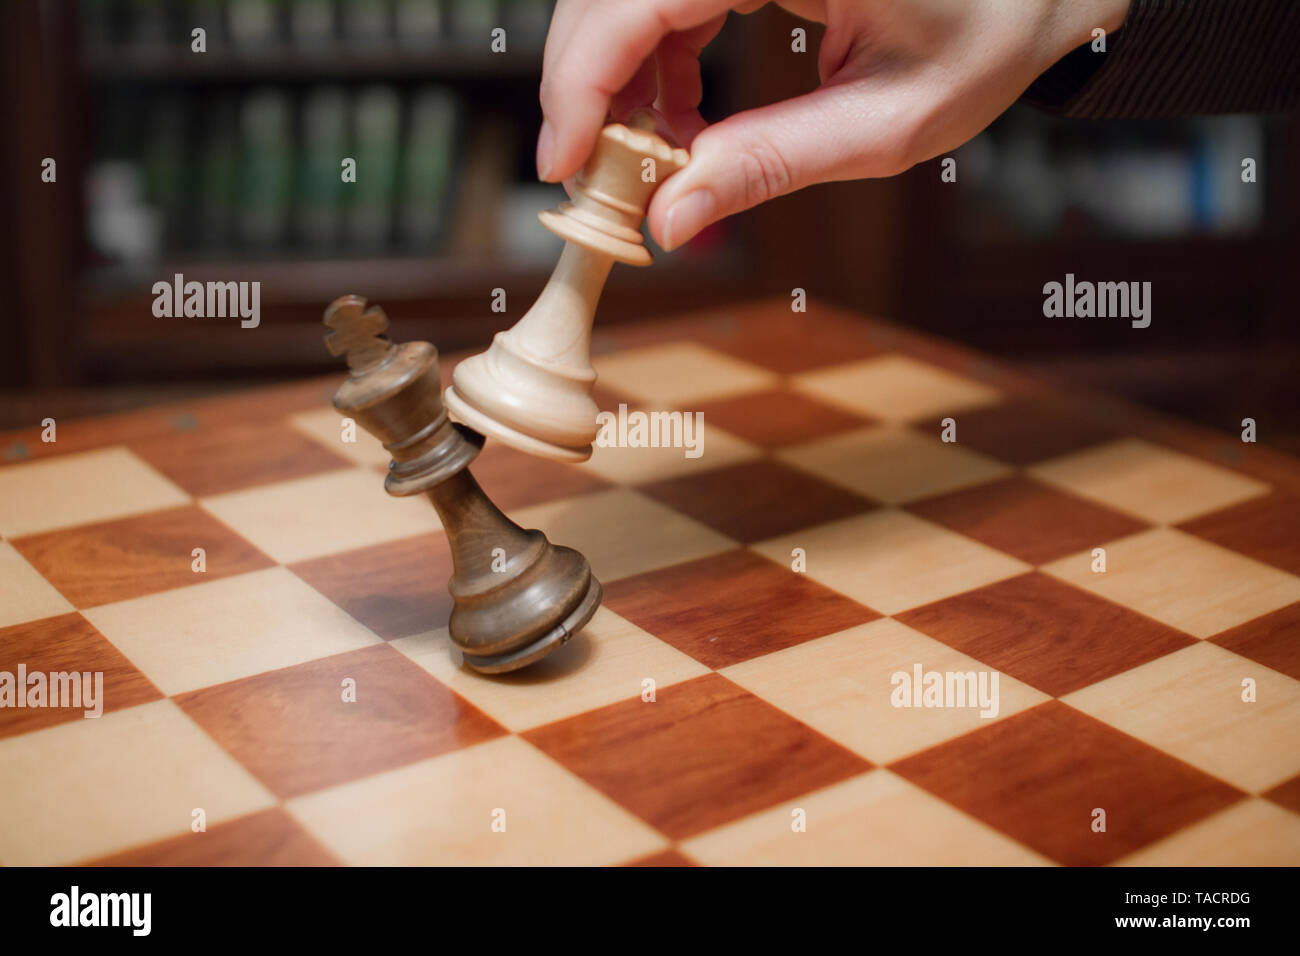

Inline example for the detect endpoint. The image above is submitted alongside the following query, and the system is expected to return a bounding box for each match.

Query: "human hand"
[537,0,1131,250]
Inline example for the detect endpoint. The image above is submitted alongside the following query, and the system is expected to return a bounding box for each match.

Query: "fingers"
[538,0,737,182]
[539,0,914,251]
[654,17,725,146]
[648,77,916,249]
[609,57,660,122]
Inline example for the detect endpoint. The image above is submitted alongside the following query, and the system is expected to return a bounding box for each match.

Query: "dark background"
[2,0,1297,451]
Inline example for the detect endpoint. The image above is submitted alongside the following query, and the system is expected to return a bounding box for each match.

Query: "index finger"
[538,0,740,181]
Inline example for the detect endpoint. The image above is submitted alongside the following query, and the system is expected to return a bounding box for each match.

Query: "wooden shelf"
[896,230,1294,357]
[87,249,745,304]
[82,30,734,84]
[77,251,753,380]
[84,46,545,82]
[941,233,1287,283]
[87,254,549,305]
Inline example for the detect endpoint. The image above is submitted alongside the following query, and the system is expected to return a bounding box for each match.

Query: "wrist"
[1044,0,1132,64]
[1095,0,1133,34]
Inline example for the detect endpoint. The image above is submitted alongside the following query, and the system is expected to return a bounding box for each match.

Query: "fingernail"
[536,119,555,181]
[662,189,715,251]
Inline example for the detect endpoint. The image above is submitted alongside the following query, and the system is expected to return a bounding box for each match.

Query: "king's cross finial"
[324,295,394,371]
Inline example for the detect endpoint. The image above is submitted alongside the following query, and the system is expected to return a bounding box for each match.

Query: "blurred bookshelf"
[885,106,1300,451]
[897,105,1299,351]
[6,0,749,391]
[4,2,1298,450]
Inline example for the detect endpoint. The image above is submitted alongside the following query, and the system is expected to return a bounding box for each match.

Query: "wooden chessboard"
[1,299,1298,867]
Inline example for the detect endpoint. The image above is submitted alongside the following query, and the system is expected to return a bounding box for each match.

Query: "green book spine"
[239,89,294,247]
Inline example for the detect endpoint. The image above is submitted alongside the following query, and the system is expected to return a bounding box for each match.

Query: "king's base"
[444,385,593,463]
[458,575,603,674]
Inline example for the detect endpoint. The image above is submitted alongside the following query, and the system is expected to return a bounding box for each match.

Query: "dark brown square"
[638,459,875,544]
[0,613,163,737]
[591,381,643,413]
[470,442,611,511]
[913,397,1122,467]
[906,475,1150,565]
[1263,774,1300,817]
[622,849,698,867]
[698,304,886,374]
[129,420,351,496]
[603,549,879,668]
[176,378,340,428]
[290,533,453,640]
[693,389,873,449]
[175,644,504,798]
[1179,491,1300,577]
[0,406,180,465]
[12,505,275,607]
[890,701,1244,865]
[525,673,870,839]
[1210,601,1300,681]
[82,809,338,866]
[896,572,1194,697]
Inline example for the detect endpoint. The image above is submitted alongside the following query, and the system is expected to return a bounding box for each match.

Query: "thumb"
[647,79,912,250]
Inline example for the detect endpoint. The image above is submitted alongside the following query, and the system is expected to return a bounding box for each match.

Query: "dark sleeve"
[1022,0,1300,117]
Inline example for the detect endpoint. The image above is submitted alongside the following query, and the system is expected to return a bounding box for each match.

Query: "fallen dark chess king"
[323,295,602,674]
[322,119,688,673]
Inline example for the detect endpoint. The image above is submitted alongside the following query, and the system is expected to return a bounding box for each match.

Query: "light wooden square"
[1044,527,1300,638]
[681,770,1050,866]
[201,467,441,563]
[392,607,709,732]
[0,447,190,537]
[1029,438,1268,524]
[722,618,1049,764]
[290,408,391,467]
[790,355,1002,422]
[82,567,381,695]
[0,699,273,865]
[593,342,778,405]
[0,541,74,628]
[1064,642,1300,793]
[752,509,1030,615]
[1117,799,1300,866]
[509,488,736,583]
[287,736,666,865]
[580,421,759,484]
[778,425,1012,504]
